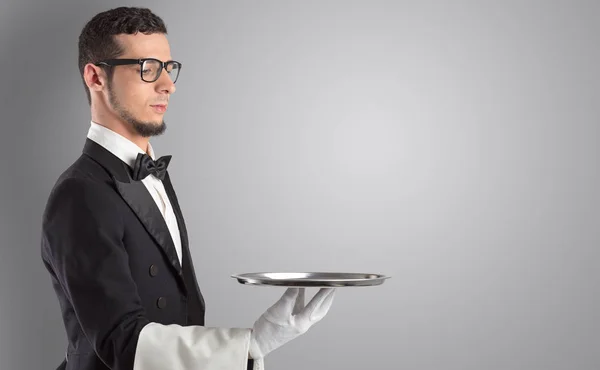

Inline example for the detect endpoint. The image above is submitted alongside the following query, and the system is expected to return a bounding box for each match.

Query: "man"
[40,7,336,370]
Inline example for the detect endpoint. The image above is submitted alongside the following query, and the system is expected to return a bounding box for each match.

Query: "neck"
[91,104,150,154]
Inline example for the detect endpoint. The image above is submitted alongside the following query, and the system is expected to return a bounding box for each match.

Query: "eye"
[141,60,160,75]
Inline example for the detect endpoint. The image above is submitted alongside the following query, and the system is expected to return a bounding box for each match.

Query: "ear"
[83,63,108,92]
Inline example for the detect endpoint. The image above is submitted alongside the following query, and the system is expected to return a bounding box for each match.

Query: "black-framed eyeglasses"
[94,58,182,83]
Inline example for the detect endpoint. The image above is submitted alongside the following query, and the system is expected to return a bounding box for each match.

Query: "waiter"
[40,6,336,370]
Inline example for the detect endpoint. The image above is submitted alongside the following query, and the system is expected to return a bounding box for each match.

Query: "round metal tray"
[231,272,390,287]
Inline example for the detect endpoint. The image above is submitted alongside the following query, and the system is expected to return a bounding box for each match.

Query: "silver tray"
[231,272,390,287]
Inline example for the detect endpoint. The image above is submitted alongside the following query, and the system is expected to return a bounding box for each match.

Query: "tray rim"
[230,271,391,287]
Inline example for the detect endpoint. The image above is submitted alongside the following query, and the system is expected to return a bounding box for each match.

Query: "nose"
[156,69,176,94]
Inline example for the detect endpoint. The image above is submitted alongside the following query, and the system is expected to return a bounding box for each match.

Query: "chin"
[148,118,165,126]
[131,119,167,137]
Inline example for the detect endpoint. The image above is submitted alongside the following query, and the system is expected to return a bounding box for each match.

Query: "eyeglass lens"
[142,59,180,83]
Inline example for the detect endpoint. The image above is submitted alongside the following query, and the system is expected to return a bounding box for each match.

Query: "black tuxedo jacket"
[41,139,251,369]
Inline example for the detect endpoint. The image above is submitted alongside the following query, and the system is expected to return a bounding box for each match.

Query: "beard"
[107,82,167,138]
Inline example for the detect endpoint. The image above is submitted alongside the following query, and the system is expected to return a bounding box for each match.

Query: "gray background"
[1,1,599,369]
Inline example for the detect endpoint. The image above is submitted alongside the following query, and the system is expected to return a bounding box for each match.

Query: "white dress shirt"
[87,121,182,264]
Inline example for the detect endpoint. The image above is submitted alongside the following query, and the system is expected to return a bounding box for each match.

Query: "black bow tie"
[132,153,172,181]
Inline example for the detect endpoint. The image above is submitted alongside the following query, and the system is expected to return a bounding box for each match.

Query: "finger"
[292,288,305,315]
[281,287,300,303]
[309,288,335,321]
[297,288,335,321]
[270,287,300,313]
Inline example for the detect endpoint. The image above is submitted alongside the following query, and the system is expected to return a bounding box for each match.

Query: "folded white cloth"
[134,324,264,370]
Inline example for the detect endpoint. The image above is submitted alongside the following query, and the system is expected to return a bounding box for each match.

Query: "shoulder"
[42,155,124,224]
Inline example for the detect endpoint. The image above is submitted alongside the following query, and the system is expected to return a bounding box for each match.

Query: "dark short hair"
[78,7,168,105]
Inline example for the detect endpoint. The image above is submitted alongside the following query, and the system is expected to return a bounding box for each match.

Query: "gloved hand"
[249,287,336,359]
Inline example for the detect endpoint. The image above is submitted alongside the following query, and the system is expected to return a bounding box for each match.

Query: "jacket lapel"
[113,179,184,278]
[82,139,185,284]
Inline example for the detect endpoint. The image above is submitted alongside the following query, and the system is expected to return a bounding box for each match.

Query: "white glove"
[249,287,336,359]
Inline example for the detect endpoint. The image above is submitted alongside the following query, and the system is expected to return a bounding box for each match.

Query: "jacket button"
[157,297,167,309]
[149,264,158,277]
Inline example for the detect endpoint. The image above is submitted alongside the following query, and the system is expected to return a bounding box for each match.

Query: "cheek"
[117,86,150,112]
[110,75,149,109]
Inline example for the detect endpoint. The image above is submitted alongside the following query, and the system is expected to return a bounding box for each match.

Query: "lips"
[151,104,167,113]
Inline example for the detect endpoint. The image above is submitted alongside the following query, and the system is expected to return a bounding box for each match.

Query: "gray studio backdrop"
[1,1,599,369]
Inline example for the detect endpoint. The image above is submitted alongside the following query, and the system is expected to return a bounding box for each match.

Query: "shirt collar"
[86,121,156,169]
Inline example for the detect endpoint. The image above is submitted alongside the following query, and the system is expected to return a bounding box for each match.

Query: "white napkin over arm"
[134,323,264,370]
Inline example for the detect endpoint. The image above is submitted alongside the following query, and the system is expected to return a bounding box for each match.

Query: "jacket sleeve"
[42,176,263,370]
